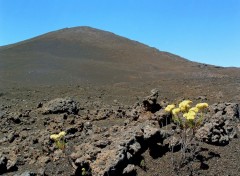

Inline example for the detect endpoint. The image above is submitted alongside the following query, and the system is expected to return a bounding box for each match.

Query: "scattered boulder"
[37,102,43,108]
[128,89,165,121]
[0,154,18,175]
[42,97,79,114]
[122,164,136,175]
[196,103,239,145]
[71,120,169,176]
[142,89,161,113]
[0,155,8,174]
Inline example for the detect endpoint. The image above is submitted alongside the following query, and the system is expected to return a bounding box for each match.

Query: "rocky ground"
[0,84,239,176]
[1,26,240,176]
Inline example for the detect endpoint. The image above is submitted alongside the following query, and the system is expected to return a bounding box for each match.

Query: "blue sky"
[0,0,240,67]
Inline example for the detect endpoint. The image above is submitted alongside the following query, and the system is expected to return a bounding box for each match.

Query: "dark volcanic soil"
[0,27,240,176]
[0,82,240,176]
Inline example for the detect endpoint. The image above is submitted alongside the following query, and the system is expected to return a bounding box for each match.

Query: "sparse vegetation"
[81,168,87,176]
[50,131,66,150]
[165,100,209,175]
[140,159,146,170]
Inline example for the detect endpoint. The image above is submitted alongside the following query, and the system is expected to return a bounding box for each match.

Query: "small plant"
[140,159,147,171]
[165,101,208,131]
[165,100,209,174]
[140,159,145,167]
[50,131,66,150]
[81,168,86,176]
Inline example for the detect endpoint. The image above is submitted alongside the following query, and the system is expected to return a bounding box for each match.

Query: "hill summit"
[0,26,237,86]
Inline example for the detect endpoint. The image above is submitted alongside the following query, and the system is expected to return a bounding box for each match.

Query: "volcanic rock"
[0,155,8,174]
[142,89,161,113]
[71,120,168,176]
[14,171,37,176]
[196,103,239,145]
[42,97,79,114]
[122,164,136,175]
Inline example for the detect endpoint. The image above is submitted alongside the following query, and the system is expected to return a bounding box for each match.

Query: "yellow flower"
[196,103,208,110]
[82,168,86,175]
[58,131,66,138]
[189,107,199,113]
[50,131,66,141]
[172,108,181,116]
[50,134,60,141]
[165,104,175,112]
[185,111,196,120]
[179,100,192,112]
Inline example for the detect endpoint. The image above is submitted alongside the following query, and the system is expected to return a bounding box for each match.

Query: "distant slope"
[0,26,239,86]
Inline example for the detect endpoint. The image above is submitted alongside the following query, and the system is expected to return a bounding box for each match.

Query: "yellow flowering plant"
[50,131,66,150]
[165,100,209,174]
[165,104,175,112]
[82,168,86,176]
[165,100,208,131]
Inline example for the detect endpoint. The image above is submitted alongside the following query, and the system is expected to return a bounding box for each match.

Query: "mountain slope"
[0,26,238,86]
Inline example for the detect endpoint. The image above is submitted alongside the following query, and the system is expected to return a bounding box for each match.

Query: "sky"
[0,0,240,67]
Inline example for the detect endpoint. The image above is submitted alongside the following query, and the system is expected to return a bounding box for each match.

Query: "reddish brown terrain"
[0,26,239,176]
